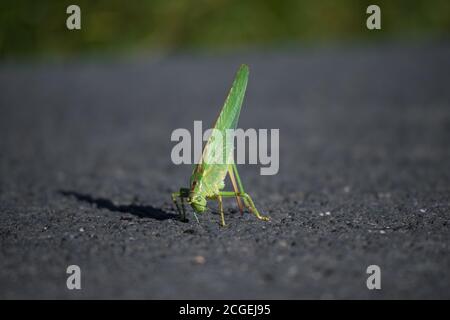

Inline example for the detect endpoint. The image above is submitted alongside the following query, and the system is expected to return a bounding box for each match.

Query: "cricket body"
[172,64,269,226]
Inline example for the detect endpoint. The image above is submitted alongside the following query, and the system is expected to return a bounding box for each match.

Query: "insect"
[171,64,269,226]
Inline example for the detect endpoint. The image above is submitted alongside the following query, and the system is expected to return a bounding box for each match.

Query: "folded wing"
[191,64,249,197]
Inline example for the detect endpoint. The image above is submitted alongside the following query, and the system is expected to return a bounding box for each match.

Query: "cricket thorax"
[191,168,219,197]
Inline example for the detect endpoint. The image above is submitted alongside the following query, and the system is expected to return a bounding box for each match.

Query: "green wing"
[191,64,249,197]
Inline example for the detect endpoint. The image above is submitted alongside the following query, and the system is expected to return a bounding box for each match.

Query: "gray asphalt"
[1,43,449,299]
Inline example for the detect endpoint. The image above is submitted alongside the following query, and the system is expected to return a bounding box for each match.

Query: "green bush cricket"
[171,64,270,227]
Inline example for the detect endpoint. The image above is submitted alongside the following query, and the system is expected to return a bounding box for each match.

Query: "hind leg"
[241,192,269,221]
[218,191,269,222]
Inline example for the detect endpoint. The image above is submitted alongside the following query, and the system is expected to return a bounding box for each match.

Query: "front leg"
[171,189,188,221]
[171,191,180,213]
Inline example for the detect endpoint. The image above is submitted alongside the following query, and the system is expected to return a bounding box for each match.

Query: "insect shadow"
[59,190,179,221]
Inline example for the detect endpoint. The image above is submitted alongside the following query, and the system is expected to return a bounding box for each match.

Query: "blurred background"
[1,0,449,59]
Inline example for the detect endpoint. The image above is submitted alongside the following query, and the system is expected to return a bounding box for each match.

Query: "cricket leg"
[217,194,226,227]
[241,193,269,221]
[171,192,181,214]
[171,191,186,221]
[228,165,244,214]
[218,191,270,222]
[180,196,187,222]
[232,164,251,210]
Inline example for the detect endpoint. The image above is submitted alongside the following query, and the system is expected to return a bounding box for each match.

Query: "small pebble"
[79,227,84,232]
[287,266,298,277]
[378,192,391,199]
[379,230,386,234]
[420,209,426,213]
[325,211,331,216]
[319,213,324,217]
[278,240,288,248]
[193,255,205,264]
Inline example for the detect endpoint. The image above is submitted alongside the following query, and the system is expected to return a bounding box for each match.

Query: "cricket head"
[188,193,207,213]
[189,172,207,213]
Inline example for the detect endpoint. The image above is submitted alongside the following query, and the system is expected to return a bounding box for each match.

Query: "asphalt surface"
[1,43,449,299]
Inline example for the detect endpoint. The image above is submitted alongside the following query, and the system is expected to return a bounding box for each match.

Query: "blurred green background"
[1,0,449,59]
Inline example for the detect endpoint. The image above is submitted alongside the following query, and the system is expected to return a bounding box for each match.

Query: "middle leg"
[217,194,226,227]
